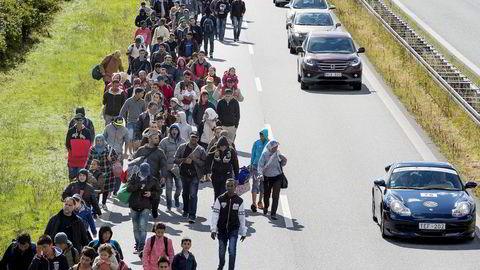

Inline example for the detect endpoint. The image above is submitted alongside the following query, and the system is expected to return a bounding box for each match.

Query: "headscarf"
[262,140,281,169]
[94,134,106,154]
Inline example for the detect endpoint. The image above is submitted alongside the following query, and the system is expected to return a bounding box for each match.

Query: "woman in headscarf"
[197,107,218,149]
[85,134,118,210]
[257,140,287,220]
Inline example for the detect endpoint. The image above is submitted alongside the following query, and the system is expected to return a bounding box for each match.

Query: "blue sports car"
[372,162,477,240]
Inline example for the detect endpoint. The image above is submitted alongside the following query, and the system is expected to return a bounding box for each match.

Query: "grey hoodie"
[103,123,129,154]
[177,111,193,141]
[159,124,186,170]
[119,96,146,124]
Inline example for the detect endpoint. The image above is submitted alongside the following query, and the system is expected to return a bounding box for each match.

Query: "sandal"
[250,204,257,213]
[257,202,264,209]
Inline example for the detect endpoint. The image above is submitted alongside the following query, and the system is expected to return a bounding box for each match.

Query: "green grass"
[383,0,480,87]
[329,0,480,188]
[0,0,137,253]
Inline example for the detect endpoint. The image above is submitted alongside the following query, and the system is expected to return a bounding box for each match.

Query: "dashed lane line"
[280,195,294,228]
[255,77,263,92]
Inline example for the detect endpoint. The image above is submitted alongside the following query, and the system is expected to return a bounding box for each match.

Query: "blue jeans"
[217,18,227,41]
[166,173,182,209]
[131,208,150,251]
[68,167,81,180]
[181,176,199,219]
[218,230,239,270]
[232,16,243,40]
[204,32,215,54]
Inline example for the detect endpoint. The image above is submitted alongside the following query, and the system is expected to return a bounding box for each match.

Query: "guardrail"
[358,0,480,125]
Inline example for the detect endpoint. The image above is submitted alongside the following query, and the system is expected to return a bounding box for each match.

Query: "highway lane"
[96,1,480,269]
[393,0,480,74]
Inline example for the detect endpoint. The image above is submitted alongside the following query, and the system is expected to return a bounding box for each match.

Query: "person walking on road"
[62,169,102,218]
[142,223,174,270]
[206,136,239,201]
[102,78,126,126]
[100,51,124,88]
[171,237,197,270]
[54,232,79,268]
[174,131,207,223]
[132,130,168,219]
[119,87,146,155]
[69,246,96,270]
[214,0,230,42]
[0,232,36,270]
[211,179,247,270]
[87,225,124,261]
[28,235,69,270]
[66,113,93,180]
[44,198,90,253]
[159,124,185,211]
[200,9,216,58]
[103,116,129,194]
[176,111,193,141]
[127,163,160,255]
[72,194,97,242]
[216,88,240,144]
[85,135,119,210]
[257,140,287,220]
[230,0,246,42]
[249,128,269,212]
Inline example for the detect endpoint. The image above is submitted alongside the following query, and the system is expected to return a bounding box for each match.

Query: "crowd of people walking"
[0,1,289,270]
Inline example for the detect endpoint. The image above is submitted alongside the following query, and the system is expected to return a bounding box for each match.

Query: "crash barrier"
[359,0,480,125]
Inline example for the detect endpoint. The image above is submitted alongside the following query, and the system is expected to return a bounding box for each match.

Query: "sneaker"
[101,204,108,211]
[263,208,268,215]
[188,218,195,224]
[152,208,158,219]
[250,204,257,213]
[209,53,213,58]
[182,213,188,218]
[271,214,278,220]
[257,202,264,209]
[133,250,140,255]
[175,197,180,208]
[167,206,172,212]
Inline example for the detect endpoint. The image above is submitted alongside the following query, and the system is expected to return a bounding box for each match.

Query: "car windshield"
[295,13,333,26]
[307,37,354,53]
[293,0,328,9]
[389,167,463,190]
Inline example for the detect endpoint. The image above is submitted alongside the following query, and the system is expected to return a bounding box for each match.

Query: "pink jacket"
[142,236,174,270]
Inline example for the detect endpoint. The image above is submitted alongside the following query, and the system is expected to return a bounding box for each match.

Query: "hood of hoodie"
[177,111,187,124]
[204,108,218,121]
[259,128,269,142]
[98,226,113,243]
[169,124,181,139]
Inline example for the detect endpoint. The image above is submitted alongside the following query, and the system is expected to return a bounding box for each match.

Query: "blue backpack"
[236,166,250,185]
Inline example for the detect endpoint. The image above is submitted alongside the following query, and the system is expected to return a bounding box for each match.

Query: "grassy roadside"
[328,1,480,187]
[0,0,137,253]
[382,0,480,87]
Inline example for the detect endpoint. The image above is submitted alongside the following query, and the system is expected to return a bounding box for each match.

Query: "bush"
[0,0,63,68]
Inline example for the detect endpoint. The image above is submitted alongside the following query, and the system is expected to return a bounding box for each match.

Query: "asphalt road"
[393,0,480,74]
[95,1,480,269]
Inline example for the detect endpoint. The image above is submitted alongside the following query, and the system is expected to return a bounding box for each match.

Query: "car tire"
[353,82,362,91]
[372,198,378,223]
[297,73,301,83]
[288,40,291,49]
[300,81,309,90]
[464,232,475,241]
[290,46,297,54]
[380,211,389,239]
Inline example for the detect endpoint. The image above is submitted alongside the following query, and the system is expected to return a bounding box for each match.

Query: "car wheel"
[353,82,362,91]
[464,232,475,241]
[380,210,389,239]
[290,46,297,54]
[288,40,291,49]
[297,73,301,83]
[300,81,309,90]
[372,198,378,223]
[275,1,281,7]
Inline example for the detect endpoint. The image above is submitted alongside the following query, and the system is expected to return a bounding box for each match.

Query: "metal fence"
[359,0,480,125]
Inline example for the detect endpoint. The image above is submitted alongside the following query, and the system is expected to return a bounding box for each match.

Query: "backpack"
[149,235,169,257]
[92,64,102,80]
[203,17,214,34]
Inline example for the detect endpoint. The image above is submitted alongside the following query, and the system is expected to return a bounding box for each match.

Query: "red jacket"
[66,127,92,168]
[159,84,173,107]
[135,27,153,46]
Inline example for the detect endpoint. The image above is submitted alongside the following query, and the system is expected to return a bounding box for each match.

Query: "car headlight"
[304,57,315,66]
[452,201,471,217]
[349,58,361,66]
[389,199,411,216]
[294,32,301,37]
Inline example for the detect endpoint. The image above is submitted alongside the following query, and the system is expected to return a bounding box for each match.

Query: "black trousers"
[263,175,282,216]
[212,173,230,202]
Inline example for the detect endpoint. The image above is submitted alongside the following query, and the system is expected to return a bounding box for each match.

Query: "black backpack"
[203,17,215,34]
[149,235,170,257]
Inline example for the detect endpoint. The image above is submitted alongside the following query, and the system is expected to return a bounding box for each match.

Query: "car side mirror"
[357,47,365,53]
[465,182,477,189]
[384,164,391,173]
[374,180,386,187]
[285,3,291,8]
[329,5,336,10]
[296,46,305,54]
[335,23,341,29]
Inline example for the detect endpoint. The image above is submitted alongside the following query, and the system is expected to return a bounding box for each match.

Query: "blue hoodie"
[250,128,269,168]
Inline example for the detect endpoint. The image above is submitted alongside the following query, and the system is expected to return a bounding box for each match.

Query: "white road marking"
[248,44,254,55]
[363,65,436,161]
[255,77,263,92]
[391,0,480,76]
[280,195,294,228]
[264,124,274,140]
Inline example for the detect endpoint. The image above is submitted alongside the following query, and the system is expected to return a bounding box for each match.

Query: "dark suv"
[296,31,365,90]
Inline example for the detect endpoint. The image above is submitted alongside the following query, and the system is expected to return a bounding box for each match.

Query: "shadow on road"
[303,83,372,95]
[210,57,226,63]
[236,150,252,158]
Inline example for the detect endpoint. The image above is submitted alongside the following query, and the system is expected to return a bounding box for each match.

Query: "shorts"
[127,122,136,140]
[251,168,264,193]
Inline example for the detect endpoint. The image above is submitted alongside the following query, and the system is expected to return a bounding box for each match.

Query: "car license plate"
[324,72,342,77]
[419,223,446,230]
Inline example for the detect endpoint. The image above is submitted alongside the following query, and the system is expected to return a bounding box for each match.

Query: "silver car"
[285,0,336,26]
[287,9,340,54]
